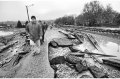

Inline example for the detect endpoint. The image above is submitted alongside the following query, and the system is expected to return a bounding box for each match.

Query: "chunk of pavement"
[58,31,76,39]
[49,41,58,48]
[49,47,70,60]
[50,56,66,65]
[88,65,108,78]
[103,64,120,78]
[102,58,120,68]
[65,54,83,64]
[69,46,80,52]
[56,64,78,78]
[53,38,73,47]
[80,75,92,78]
[75,62,88,73]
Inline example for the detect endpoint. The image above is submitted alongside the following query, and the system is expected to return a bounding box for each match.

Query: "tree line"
[54,1,120,27]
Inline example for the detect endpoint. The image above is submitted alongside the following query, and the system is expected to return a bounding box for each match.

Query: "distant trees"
[55,0,120,27]
[17,20,23,28]
[76,1,120,27]
[113,14,120,25]
[54,15,75,25]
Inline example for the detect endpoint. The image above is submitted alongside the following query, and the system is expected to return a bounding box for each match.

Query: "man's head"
[31,16,36,23]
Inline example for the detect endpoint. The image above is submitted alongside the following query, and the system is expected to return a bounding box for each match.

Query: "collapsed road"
[0,26,120,78]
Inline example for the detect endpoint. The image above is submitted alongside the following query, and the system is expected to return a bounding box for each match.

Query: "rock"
[19,32,27,37]
[70,39,80,45]
[103,64,120,78]
[0,41,17,54]
[88,65,108,78]
[0,43,4,47]
[80,75,92,78]
[70,44,86,52]
[103,58,120,68]
[58,31,76,39]
[73,33,84,44]
[65,62,75,69]
[0,54,20,71]
[0,42,18,61]
[69,46,80,52]
[49,47,70,60]
[53,38,73,47]
[51,65,57,71]
[77,70,93,78]
[56,64,78,78]
[65,54,83,64]
[0,37,9,45]
[0,34,15,45]
[49,41,58,48]
[75,62,88,73]
[50,56,66,65]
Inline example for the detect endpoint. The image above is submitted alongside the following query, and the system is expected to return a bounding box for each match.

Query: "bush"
[17,20,23,28]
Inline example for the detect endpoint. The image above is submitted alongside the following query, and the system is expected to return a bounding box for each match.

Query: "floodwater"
[86,33,120,59]
[0,31,13,36]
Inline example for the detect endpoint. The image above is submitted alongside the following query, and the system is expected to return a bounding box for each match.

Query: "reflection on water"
[90,34,120,59]
[0,31,13,36]
[97,39,120,59]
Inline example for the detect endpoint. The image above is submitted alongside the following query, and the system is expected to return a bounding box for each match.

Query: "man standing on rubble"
[26,16,43,55]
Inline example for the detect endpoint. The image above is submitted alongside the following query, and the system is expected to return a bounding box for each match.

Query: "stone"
[75,63,88,73]
[103,58,120,68]
[48,47,70,60]
[56,64,78,78]
[58,31,76,39]
[103,64,120,78]
[53,38,73,47]
[50,56,66,65]
[70,44,86,52]
[49,41,58,48]
[51,65,58,71]
[80,75,92,78]
[0,43,4,47]
[88,65,107,78]
[65,54,83,64]
[73,33,83,44]
[0,41,17,54]
[69,46,80,52]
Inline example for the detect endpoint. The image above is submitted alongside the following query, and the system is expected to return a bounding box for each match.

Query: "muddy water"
[86,33,120,59]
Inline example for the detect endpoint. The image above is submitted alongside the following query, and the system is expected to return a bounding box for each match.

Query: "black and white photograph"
[0,0,120,78]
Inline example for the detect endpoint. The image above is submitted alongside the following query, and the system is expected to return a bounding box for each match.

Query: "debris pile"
[48,30,120,78]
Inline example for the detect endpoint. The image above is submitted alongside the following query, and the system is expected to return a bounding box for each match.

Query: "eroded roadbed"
[0,27,120,78]
[48,28,120,78]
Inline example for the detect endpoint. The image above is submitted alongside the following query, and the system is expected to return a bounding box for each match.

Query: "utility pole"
[26,4,34,22]
[26,6,30,22]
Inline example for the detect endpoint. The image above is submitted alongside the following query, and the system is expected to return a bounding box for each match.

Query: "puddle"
[86,34,120,59]
[97,39,120,59]
[0,31,13,36]
[75,32,120,61]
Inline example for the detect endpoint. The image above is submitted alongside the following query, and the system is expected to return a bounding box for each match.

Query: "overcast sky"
[0,0,120,21]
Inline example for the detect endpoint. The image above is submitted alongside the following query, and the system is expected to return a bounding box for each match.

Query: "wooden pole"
[26,6,30,22]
